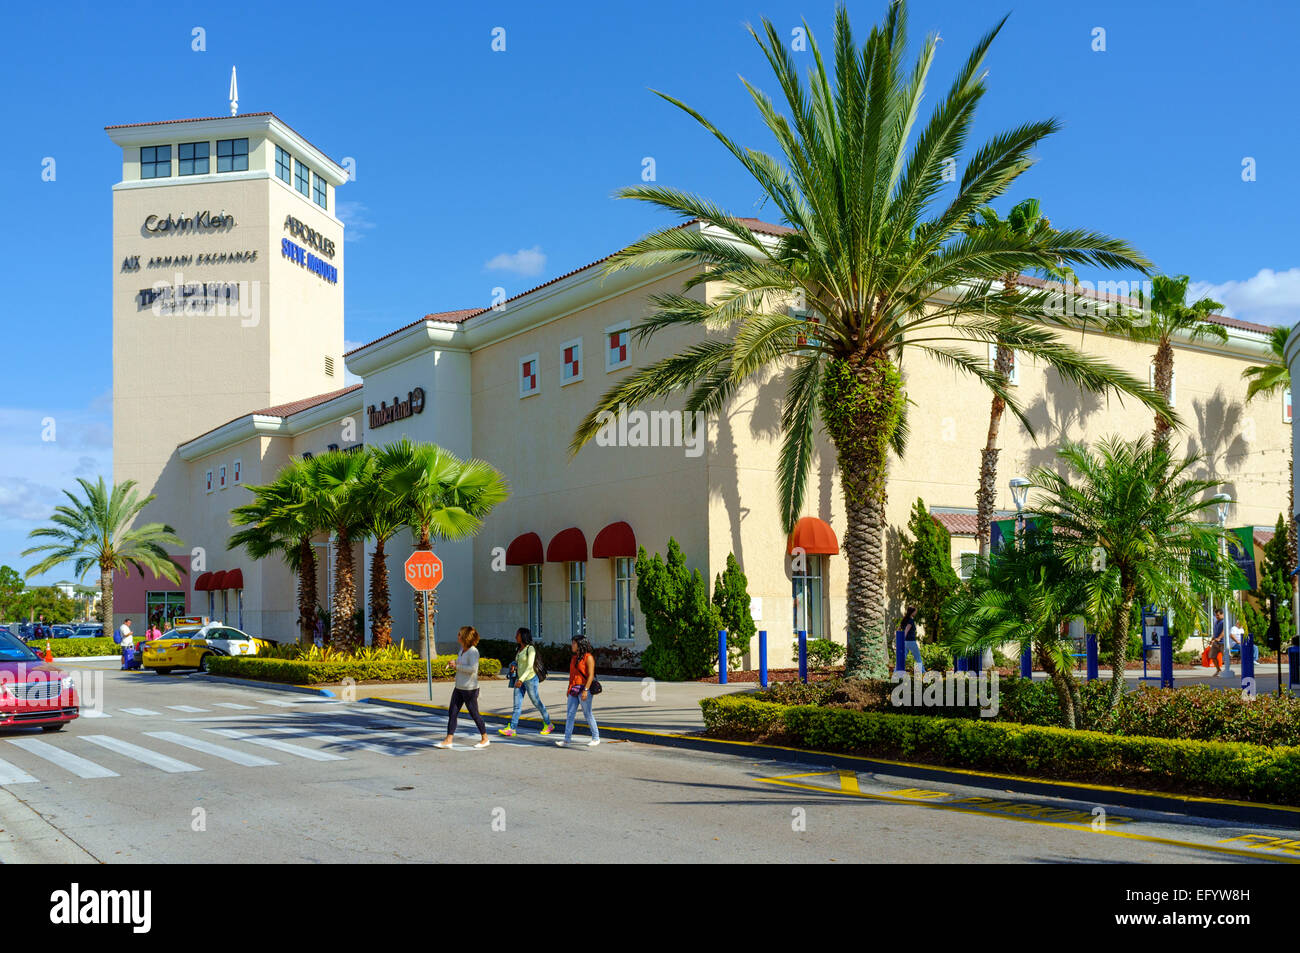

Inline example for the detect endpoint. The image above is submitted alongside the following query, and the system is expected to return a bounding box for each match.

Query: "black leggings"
[447,688,486,736]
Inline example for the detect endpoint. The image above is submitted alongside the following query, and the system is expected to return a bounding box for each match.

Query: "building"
[109,111,1292,665]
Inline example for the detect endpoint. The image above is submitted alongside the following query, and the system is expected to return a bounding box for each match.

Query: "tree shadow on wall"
[1018,367,1106,477]
[884,523,911,629]
[1183,387,1246,502]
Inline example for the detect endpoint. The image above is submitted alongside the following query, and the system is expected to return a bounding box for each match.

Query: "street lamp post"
[1211,493,1233,679]
[1010,477,1031,677]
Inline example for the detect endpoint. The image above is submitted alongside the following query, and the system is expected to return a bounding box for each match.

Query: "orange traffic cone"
[44,640,53,664]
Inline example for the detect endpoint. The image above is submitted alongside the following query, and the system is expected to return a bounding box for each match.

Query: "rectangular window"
[791,554,824,639]
[527,564,543,638]
[568,562,586,638]
[792,307,821,350]
[178,141,209,175]
[561,338,583,385]
[519,353,540,398]
[988,343,1019,386]
[605,322,631,371]
[140,145,171,179]
[958,551,979,581]
[216,138,249,173]
[275,145,292,184]
[145,591,187,630]
[1285,388,1292,424]
[313,173,328,210]
[232,459,242,485]
[614,557,635,641]
[205,470,213,494]
[219,464,227,490]
[295,159,311,196]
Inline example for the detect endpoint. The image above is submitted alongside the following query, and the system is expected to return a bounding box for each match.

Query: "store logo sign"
[143,210,235,233]
[283,215,335,258]
[367,388,425,429]
[282,238,338,284]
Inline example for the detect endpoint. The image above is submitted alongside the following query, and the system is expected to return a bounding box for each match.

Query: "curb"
[363,696,1300,829]
[190,674,335,697]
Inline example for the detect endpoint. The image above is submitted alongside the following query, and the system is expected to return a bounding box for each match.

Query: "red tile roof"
[104,112,340,171]
[931,510,1014,537]
[343,310,482,358]
[180,384,362,448]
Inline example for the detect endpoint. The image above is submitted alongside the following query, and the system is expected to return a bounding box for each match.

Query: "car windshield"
[167,627,202,639]
[0,631,38,662]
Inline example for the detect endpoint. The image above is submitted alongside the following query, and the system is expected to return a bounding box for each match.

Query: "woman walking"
[556,636,600,748]
[437,625,489,749]
[499,627,553,737]
[900,606,924,673]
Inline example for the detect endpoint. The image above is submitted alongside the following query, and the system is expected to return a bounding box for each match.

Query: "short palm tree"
[354,455,406,648]
[1242,325,1294,571]
[229,458,320,645]
[569,2,1171,677]
[1027,436,1238,710]
[295,451,373,650]
[1129,274,1225,447]
[376,439,509,657]
[23,477,185,631]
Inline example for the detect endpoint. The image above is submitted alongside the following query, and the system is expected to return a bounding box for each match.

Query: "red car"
[0,629,79,731]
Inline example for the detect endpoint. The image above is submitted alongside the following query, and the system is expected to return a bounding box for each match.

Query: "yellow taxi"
[142,622,272,674]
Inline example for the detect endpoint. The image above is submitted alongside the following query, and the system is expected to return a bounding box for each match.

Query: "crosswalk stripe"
[144,731,278,767]
[8,738,119,779]
[80,709,110,718]
[205,728,346,762]
[165,705,209,713]
[256,699,303,707]
[266,726,413,756]
[212,702,257,710]
[81,735,201,773]
[120,708,159,717]
[0,757,39,784]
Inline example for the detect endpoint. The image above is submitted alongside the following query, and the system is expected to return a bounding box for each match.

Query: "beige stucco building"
[110,111,1292,667]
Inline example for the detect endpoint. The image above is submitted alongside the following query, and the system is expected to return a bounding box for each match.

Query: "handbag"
[590,679,602,695]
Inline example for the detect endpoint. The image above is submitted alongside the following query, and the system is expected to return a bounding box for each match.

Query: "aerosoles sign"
[284,215,335,258]
[368,388,425,429]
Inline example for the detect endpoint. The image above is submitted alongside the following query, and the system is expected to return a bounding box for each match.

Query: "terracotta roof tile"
[930,509,1015,537]
[343,310,482,358]
[104,112,275,130]
[179,384,362,449]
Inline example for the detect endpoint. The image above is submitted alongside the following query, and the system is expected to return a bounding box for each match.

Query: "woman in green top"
[499,627,553,737]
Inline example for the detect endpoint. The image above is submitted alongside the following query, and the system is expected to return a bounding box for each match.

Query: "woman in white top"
[437,626,489,749]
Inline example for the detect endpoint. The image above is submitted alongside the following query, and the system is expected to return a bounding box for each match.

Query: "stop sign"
[404,551,444,591]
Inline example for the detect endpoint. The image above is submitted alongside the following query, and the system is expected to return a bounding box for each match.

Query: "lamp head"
[1009,477,1030,513]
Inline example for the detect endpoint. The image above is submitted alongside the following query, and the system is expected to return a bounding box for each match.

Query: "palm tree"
[375,439,509,658]
[1027,436,1238,710]
[22,477,185,631]
[1242,325,1295,573]
[354,455,406,648]
[229,458,320,645]
[569,2,1171,678]
[296,451,373,650]
[1129,274,1225,447]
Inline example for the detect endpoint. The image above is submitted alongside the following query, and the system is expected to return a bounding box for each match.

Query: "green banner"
[1228,527,1256,591]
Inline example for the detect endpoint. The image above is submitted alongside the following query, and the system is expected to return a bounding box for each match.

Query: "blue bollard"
[1289,645,1299,690]
[1086,633,1099,682]
[759,630,768,688]
[1241,635,1255,691]
[718,629,728,684]
[1160,633,1173,689]
[1020,648,1032,679]
[955,654,967,673]
[894,630,906,674]
[798,630,808,684]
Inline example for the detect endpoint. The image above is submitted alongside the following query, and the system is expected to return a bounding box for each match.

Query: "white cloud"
[337,201,376,242]
[1190,267,1300,327]
[484,245,547,278]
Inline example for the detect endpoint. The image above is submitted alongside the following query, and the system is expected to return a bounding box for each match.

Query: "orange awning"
[505,532,544,566]
[546,527,588,563]
[787,516,839,555]
[592,521,636,559]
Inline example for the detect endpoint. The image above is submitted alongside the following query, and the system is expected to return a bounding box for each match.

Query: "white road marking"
[211,703,257,710]
[256,699,304,707]
[173,713,290,722]
[144,731,278,767]
[8,738,119,779]
[205,728,346,762]
[80,735,201,773]
[120,708,160,717]
[80,709,110,718]
[164,705,209,713]
[0,757,40,784]
[266,726,413,757]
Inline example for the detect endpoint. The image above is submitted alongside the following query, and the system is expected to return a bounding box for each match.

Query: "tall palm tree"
[354,454,406,648]
[1242,325,1295,573]
[376,439,509,658]
[229,458,320,645]
[297,451,373,650]
[22,477,185,631]
[1129,274,1225,447]
[1028,436,1238,710]
[569,2,1171,677]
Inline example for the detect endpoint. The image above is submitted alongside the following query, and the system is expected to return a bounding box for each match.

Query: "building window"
[568,562,586,638]
[178,141,209,176]
[561,338,583,386]
[988,343,1019,385]
[275,145,292,184]
[519,353,539,398]
[145,591,187,630]
[325,356,335,377]
[207,591,215,620]
[219,464,227,490]
[1149,364,1176,406]
[958,551,979,581]
[205,470,213,494]
[295,159,311,197]
[606,322,631,372]
[1284,388,1292,424]
[527,564,543,638]
[792,306,821,350]
[791,554,824,639]
[140,145,171,179]
[614,557,635,641]
[313,173,328,210]
[232,459,242,485]
[216,138,249,173]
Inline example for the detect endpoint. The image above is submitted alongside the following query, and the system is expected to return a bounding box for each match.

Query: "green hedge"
[205,655,501,685]
[700,694,1300,805]
[45,637,121,658]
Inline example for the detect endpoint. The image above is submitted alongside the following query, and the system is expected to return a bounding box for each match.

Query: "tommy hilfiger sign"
[367,388,425,429]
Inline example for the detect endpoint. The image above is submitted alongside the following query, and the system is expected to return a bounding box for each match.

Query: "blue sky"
[0,0,1296,584]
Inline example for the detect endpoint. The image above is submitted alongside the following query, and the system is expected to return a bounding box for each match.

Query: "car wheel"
[155,667,173,675]
[41,723,66,732]
[198,654,213,673]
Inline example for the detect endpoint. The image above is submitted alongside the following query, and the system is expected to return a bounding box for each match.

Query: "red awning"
[225,568,244,590]
[787,516,840,555]
[209,570,228,590]
[193,572,213,591]
[592,521,636,559]
[546,527,588,563]
[505,532,544,566]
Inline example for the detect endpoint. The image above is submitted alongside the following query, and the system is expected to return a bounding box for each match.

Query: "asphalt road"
[0,664,1294,864]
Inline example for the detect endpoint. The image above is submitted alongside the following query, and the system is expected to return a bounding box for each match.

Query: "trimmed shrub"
[45,637,120,658]
[792,637,846,671]
[206,655,500,685]
[637,539,723,681]
[713,553,756,663]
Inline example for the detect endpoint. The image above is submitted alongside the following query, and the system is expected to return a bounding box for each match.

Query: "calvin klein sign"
[144,210,235,233]
[368,388,425,429]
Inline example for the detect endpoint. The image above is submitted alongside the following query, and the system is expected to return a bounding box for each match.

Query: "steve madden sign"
[284,215,335,258]
[368,388,425,429]
[144,210,235,233]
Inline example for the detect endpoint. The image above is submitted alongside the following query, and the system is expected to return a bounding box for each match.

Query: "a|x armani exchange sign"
[368,388,425,429]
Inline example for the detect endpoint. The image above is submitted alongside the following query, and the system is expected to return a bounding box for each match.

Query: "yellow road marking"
[838,771,860,793]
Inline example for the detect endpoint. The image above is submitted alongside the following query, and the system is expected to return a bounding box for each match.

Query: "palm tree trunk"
[100,566,113,633]
[413,529,433,659]
[821,351,905,679]
[1152,338,1175,446]
[370,537,392,649]
[331,528,357,649]
[1037,642,1075,729]
[976,343,1015,560]
[297,538,318,646]
[1107,575,1138,711]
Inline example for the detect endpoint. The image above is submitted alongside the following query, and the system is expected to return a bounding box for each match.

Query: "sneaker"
[473,739,490,749]
[539,724,554,735]
[498,727,515,737]
[434,740,454,749]
[555,740,567,747]
[587,739,601,747]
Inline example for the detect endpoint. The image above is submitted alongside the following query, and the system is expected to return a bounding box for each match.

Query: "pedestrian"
[1229,619,1245,665]
[436,625,489,749]
[34,614,46,640]
[118,618,135,670]
[1208,608,1225,675]
[901,606,924,674]
[556,636,600,748]
[313,612,324,648]
[499,627,553,737]
[147,617,163,641]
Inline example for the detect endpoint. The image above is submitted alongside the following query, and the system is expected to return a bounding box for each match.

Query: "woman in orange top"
[557,636,600,747]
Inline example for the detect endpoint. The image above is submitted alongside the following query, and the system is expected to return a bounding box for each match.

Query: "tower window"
[216,138,249,173]
[295,160,311,197]
[140,145,171,179]
[313,173,328,210]
[178,141,209,176]
[275,145,292,184]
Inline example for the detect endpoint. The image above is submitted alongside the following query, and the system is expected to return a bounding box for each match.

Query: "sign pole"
[422,590,432,701]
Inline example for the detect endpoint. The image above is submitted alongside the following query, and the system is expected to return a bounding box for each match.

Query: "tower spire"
[229,66,239,116]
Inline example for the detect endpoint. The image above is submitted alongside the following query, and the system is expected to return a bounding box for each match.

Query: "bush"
[919,643,951,673]
[255,643,417,661]
[45,637,120,657]
[1109,685,1300,747]
[205,654,500,685]
[700,695,1300,804]
[713,553,756,664]
[637,539,723,681]
[791,637,845,671]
